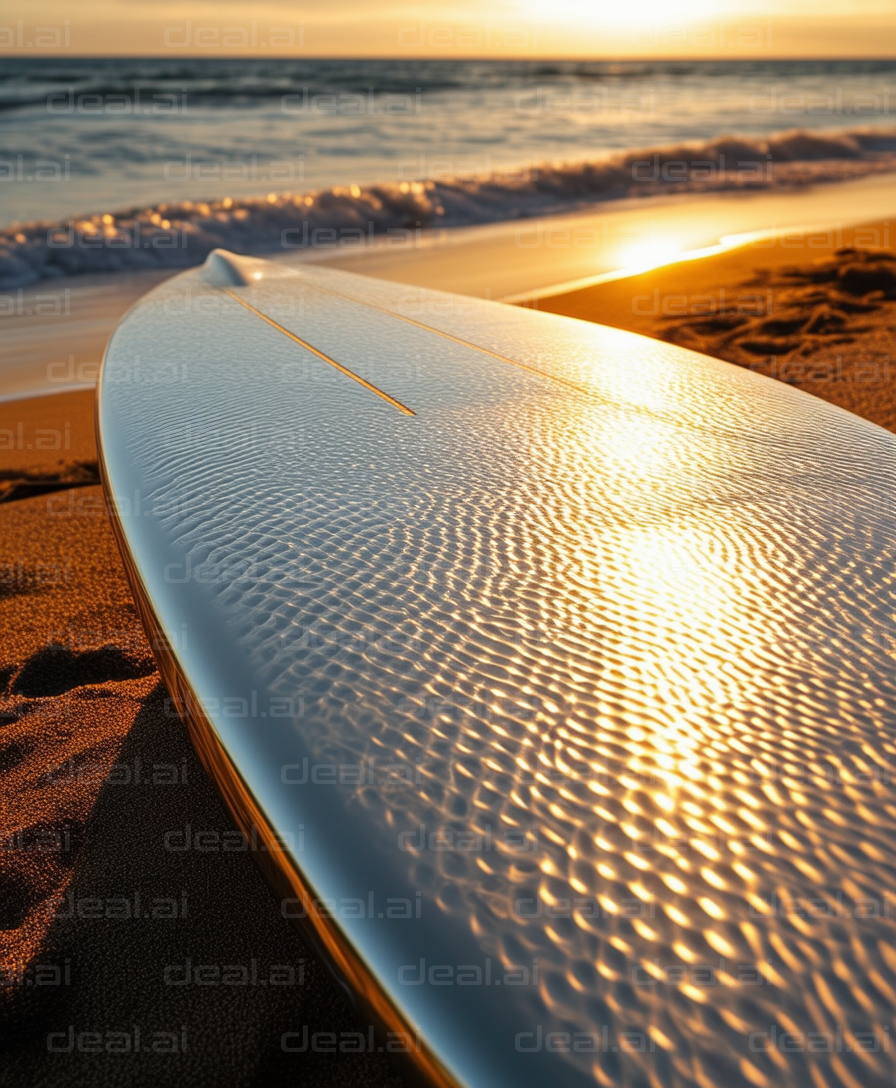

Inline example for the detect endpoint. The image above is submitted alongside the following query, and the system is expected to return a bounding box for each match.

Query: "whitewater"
[2,58,895,289]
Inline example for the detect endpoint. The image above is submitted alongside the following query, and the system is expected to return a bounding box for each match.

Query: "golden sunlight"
[619,241,685,274]
[522,0,723,28]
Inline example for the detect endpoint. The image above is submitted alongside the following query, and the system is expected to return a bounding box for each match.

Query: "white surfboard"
[98,250,896,1088]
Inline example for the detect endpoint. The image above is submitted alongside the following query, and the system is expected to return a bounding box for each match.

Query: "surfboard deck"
[98,249,896,1088]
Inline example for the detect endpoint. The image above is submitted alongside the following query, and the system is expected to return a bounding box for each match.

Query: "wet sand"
[537,218,896,433]
[4,173,894,400]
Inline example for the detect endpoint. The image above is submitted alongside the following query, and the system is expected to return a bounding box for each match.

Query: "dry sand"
[1,218,894,1084]
[537,218,896,433]
[0,393,402,1086]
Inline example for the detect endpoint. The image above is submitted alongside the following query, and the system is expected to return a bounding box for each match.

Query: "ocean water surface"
[1,58,895,286]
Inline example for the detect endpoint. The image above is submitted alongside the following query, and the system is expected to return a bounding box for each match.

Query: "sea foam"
[2,125,894,290]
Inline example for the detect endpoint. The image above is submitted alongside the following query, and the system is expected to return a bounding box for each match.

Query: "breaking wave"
[2,125,895,290]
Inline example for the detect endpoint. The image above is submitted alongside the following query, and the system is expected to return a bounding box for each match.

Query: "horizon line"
[4,52,896,62]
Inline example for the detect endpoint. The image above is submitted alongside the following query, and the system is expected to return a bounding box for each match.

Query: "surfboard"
[98,249,896,1088]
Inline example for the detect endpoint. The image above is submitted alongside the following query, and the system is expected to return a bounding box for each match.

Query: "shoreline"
[2,171,894,402]
[539,216,896,432]
[4,123,896,288]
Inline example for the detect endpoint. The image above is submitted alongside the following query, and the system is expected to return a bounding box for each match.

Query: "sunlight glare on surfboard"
[97,250,896,1088]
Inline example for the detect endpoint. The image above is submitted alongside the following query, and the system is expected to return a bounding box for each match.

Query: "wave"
[0,76,460,112]
[2,125,895,290]
[4,57,894,112]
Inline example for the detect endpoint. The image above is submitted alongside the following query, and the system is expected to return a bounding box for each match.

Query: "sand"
[4,173,895,401]
[0,271,173,402]
[0,393,402,1086]
[537,218,896,433]
[323,172,896,300]
[1,211,894,1085]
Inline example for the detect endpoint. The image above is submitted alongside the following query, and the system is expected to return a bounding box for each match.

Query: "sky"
[2,0,894,58]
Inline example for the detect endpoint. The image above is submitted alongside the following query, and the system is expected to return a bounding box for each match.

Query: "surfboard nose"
[201,248,253,287]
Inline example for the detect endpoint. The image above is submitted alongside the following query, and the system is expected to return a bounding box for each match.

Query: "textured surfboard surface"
[99,250,896,1088]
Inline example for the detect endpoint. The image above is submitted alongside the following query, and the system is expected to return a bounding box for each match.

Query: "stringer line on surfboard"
[224,289,417,417]
[288,275,600,400]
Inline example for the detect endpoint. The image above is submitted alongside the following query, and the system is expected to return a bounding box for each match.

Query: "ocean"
[1,58,895,287]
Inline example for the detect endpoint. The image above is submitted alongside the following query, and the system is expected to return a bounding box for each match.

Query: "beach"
[4,172,895,401]
[2,185,895,1083]
[539,216,896,432]
[0,410,403,1086]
